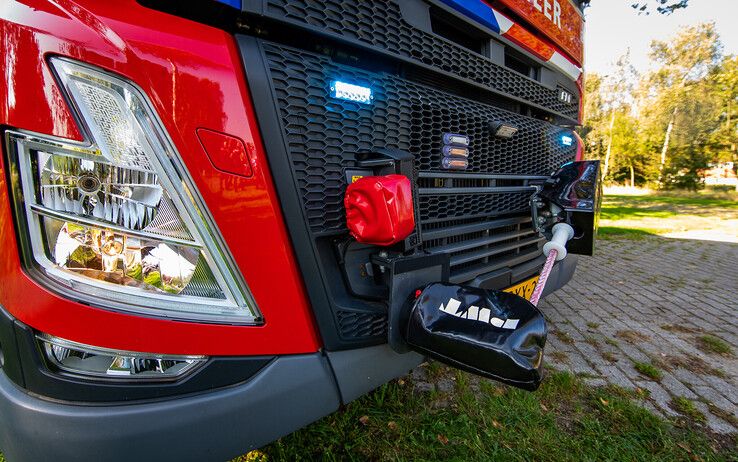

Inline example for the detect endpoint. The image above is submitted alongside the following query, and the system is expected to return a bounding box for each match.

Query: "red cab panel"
[197,128,254,178]
[493,0,584,65]
[0,0,320,356]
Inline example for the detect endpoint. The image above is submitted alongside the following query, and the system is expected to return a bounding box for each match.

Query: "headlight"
[5,57,259,323]
[38,334,206,380]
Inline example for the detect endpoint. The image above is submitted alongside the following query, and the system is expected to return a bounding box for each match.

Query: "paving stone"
[671,368,710,389]
[638,381,680,417]
[413,382,434,393]
[597,364,636,390]
[583,378,607,387]
[693,386,738,418]
[411,366,428,382]
[411,237,738,433]
[539,237,738,432]
[659,372,697,400]
[692,401,736,435]
[436,378,455,393]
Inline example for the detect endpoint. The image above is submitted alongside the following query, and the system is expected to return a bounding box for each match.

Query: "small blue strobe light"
[330,80,373,104]
[561,135,574,147]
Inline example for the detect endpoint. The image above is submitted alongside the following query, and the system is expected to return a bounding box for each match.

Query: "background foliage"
[579,23,738,190]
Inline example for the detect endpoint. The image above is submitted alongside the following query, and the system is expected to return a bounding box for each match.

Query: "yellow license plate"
[504,276,539,301]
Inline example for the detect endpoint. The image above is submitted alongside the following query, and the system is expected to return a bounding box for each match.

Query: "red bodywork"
[0,0,320,356]
[495,0,584,65]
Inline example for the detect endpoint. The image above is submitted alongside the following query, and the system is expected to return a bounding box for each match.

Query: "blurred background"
[580,0,738,243]
[583,0,737,193]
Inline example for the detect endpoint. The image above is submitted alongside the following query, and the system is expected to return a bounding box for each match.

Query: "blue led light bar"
[561,135,574,147]
[438,0,501,34]
[214,0,241,8]
[443,133,470,146]
[330,80,373,104]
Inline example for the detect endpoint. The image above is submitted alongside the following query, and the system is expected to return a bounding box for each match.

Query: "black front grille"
[239,1,578,345]
[418,189,533,223]
[252,0,579,120]
[337,311,388,339]
[262,42,576,235]
[417,178,544,283]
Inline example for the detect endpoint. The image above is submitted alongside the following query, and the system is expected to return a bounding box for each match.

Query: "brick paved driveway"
[543,236,738,434]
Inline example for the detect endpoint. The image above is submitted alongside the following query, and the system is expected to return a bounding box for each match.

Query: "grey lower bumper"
[0,342,424,462]
[0,354,340,462]
[541,254,578,298]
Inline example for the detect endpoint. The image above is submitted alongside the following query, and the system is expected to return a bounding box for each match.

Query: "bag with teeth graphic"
[405,283,547,391]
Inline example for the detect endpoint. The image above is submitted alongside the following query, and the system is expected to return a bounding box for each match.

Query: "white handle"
[542,223,575,262]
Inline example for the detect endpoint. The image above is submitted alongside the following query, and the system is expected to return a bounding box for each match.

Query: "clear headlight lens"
[6,57,259,323]
[38,334,206,379]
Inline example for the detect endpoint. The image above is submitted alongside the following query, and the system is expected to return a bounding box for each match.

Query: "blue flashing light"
[214,0,241,8]
[438,0,501,34]
[561,135,574,147]
[330,80,373,104]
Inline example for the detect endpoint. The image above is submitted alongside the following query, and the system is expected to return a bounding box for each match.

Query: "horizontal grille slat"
[450,236,545,266]
[449,247,544,285]
[427,229,538,255]
[416,176,543,284]
[258,0,580,120]
[421,215,532,241]
[417,186,537,196]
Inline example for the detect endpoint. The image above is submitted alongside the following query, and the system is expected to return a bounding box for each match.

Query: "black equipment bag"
[405,283,547,391]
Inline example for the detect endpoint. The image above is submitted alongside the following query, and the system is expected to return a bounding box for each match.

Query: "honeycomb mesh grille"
[336,311,389,339]
[260,0,579,120]
[419,192,532,223]
[262,42,576,235]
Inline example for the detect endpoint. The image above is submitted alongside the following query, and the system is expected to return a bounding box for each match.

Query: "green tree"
[579,73,607,161]
[582,23,730,190]
[644,23,723,187]
[579,53,639,184]
[630,0,689,15]
[579,1,690,15]
[711,56,738,175]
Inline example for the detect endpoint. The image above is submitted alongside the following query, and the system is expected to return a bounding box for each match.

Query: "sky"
[583,0,738,76]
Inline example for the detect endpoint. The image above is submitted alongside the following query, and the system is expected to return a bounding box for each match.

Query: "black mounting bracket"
[372,252,449,352]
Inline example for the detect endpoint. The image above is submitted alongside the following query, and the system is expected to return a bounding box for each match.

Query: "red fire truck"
[0,1,597,460]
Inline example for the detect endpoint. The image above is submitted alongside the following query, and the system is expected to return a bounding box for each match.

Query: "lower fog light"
[38,334,206,380]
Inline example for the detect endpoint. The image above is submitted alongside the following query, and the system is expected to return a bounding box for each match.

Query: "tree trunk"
[630,164,635,188]
[727,100,731,131]
[658,107,677,188]
[603,110,616,182]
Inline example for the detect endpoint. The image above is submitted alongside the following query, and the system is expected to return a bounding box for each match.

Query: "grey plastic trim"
[541,254,579,298]
[327,344,424,404]
[0,354,340,462]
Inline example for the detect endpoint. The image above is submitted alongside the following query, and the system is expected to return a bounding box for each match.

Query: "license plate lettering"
[503,276,539,301]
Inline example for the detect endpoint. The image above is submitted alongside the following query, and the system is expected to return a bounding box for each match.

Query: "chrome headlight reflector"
[6,58,259,323]
[38,334,206,380]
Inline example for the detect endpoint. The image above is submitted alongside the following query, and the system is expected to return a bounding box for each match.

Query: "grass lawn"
[599,189,738,240]
[249,367,735,461]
